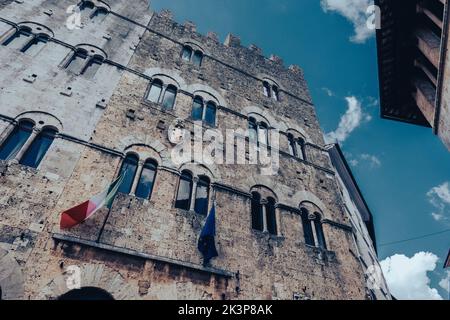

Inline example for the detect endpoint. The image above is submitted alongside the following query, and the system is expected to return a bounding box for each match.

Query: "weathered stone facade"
[0,0,369,300]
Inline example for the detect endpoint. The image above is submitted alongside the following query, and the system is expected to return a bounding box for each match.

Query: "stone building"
[328,144,391,300]
[376,0,450,151]
[0,0,373,300]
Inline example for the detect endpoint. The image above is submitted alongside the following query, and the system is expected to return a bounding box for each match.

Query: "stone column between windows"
[130,160,144,196]
[261,199,268,233]
[189,177,198,212]
[12,128,39,163]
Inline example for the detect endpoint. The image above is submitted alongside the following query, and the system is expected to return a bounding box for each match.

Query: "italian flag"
[60,173,125,230]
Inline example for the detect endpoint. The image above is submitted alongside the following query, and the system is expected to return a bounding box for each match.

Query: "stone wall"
[0,1,368,300]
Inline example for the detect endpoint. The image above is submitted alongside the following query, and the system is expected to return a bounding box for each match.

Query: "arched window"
[66,49,88,74]
[287,133,307,160]
[248,117,258,143]
[162,85,177,110]
[263,81,271,97]
[181,46,192,61]
[192,50,203,67]
[251,192,264,231]
[91,7,108,22]
[2,27,32,50]
[175,170,193,210]
[313,213,327,249]
[118,154,139,194]
[301,208,315,246]
[20,127,57,168]
[181,45,203,66]
[81,56,103,78]
[194,176,210,215]
[266,197,277,235]
[258,122,269,146]
[80,1,95,13]
[192,96,203,121]
[192,97,216,127]
[204,101,216,127]
[21,34,49,54]
[147,79,163,103]
[0,120,34,161]
[297,138,306,160]
[135,159,158,200]
[288,133,297,157]
[272,86,280,101]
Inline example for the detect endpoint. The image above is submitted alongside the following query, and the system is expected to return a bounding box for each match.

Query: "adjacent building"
[376,0,450,151]
[328,144,391,300]
[0,0,382,300]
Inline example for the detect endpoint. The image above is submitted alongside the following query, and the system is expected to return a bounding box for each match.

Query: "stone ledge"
[52,233,235,278]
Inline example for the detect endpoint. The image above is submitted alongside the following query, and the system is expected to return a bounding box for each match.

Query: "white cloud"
[325,96,370,144]
[380,252,443,300]
[322,87,335,97]
[346,153,381,169]
[320,0,375,43]
[439,271,450,293]
[360,153,381,168]
[349,159,359,167]
[427,182,450,224]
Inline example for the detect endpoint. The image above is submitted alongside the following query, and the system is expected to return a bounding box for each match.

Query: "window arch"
[192,50,203,67]
[0,120,34,161]
[79,1,110,21]
[263,81,271,98]
[181,44,203,66]
[248,117,258,143]
[175,170,193,210]
[65,45,106,78]
[162,85,177,110]
[191,96,216,127]
[250,187,278,235]
[301,208,315,246]
[19,127,57,169]
[261,79,281,102]
[91,7,109,22]
[248,114,271,147]
[251,192,264,231]
[147,79,163,103]
[118,154,139,195]
[300,207,327,249]
[2,24,53,54]
[272,85,280,101]
[135,159,158,200]
[258,122,269,146]
[192,96,204,121]
[287,132,307,160]
[181,46,193,61]
[80,0,95,12]
[146,79,178,111]
[118,155,158,200]
[194,176,210,215]
[58,287,114,300]
[266,197,277,235]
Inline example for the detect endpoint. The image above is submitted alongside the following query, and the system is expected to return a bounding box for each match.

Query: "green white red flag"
[60,173,124,229]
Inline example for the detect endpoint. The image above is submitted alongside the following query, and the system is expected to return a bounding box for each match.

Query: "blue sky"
[149,0,450,299]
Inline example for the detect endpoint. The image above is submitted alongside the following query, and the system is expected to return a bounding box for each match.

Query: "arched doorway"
[58,287,114,300]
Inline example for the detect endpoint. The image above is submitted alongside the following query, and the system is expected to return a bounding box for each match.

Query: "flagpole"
[96,205,113,243]
[96,168,127,243]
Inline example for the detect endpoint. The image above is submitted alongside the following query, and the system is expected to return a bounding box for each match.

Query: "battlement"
[152,8,305,81]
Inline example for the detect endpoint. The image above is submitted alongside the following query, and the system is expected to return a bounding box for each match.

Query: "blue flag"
[198,204,219,265]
